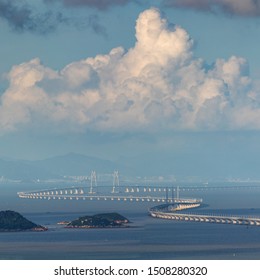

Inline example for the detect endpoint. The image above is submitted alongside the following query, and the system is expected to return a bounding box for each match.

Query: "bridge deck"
[18,191,201,204]
[17,186,260,226]
[17,186,202,203]
[149,206,260,226]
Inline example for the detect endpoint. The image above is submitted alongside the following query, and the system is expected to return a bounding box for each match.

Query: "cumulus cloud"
[1,7,260,134]
[163,0,260,17]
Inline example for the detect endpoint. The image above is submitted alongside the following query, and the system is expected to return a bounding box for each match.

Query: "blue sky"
[1,0,260,179]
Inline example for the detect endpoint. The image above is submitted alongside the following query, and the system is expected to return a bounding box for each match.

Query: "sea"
[0,181,260,260]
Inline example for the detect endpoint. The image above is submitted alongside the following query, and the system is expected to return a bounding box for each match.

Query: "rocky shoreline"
[0,210,130,232]
[62,213,130,229]
[0,210,47,232]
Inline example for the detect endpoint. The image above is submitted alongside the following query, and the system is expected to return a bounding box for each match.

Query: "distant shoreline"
[0,227,47,232]
[65,225,130,229]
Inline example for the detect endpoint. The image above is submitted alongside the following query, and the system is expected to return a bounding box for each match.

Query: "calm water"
[0,182,260,259]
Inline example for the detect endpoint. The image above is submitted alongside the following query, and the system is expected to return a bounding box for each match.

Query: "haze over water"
[0,182,260,260]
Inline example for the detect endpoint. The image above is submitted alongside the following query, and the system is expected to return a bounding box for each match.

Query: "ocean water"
[0,182,260,260]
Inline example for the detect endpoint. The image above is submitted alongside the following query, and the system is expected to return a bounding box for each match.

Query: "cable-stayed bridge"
[17,185,260,226]
[18,170,198,204]
[17,171,260,226]
[18,185,200,206]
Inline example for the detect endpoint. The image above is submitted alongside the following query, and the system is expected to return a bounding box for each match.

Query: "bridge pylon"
[89,171,97,194]
[176,186,180,200]
[165,186,178,204]
[112,171,120,193]
[166,187,169,203]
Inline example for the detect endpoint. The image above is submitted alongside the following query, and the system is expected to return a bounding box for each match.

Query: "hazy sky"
[1,0,260,178]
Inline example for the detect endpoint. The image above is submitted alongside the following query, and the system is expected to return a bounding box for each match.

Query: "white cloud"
[1,7,260,134]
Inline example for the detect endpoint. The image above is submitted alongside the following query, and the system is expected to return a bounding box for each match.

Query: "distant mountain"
[0,153,126,180]
[0,158,58,180]
[34,153,118,176]
[2,151,257,181]
[0,152,218,181]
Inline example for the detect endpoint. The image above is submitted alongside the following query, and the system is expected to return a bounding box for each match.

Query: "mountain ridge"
[0,153,123,180]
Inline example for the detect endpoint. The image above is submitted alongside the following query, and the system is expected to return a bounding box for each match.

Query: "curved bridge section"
[149,204,260,226]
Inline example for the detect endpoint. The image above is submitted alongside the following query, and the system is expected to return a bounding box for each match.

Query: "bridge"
[18,185,260,226]
[17,170,260,227]
[17,185,201,206]
[149,204,260,226]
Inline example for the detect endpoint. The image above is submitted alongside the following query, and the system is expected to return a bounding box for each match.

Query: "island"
[0,210,47,232]
[65,212,130,228]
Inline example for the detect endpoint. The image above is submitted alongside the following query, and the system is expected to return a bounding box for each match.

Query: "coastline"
[64,225,130,229]
[0,226,48,232]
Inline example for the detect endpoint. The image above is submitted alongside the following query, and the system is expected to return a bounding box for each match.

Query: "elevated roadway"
[17,186,201,204]
[18,185,260,226]
[149,204,260,226]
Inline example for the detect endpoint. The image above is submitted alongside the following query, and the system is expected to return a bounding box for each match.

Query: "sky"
[1,0,260,179]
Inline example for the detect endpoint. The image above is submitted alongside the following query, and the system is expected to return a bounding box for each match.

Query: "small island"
[0,210,47,232]
[65,212,130,228]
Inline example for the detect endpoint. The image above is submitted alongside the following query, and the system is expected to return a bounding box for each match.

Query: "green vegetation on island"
[65,212,130,228]
[0,210,47,232]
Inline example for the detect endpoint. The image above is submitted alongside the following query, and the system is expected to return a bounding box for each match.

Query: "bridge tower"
[176,186,180,200]
[112,171,120,193]
[89,171,97,194]
[166,187,169,203]
[166,187,175,203]
[165,187,179,203]
[171,187,174,203]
